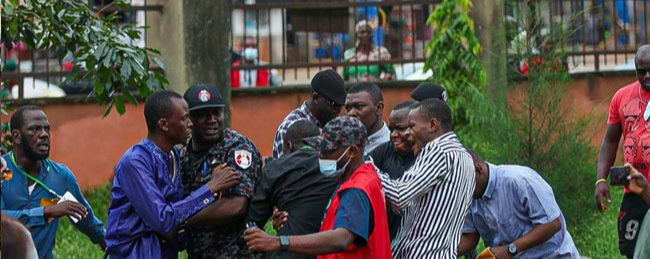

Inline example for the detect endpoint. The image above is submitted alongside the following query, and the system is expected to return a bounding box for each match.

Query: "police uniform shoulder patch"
[234,150,252,169]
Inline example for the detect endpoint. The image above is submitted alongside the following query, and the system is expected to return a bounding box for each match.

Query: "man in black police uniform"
[181,83,263,258]
[247,120,338,259]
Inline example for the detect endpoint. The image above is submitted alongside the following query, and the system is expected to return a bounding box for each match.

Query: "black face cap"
[183,83,226,111]
[311,69,347,105]
[410,83,448,102]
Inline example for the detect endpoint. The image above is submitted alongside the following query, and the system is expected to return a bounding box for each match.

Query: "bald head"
[636,45,650,91]
[636,45,650,59]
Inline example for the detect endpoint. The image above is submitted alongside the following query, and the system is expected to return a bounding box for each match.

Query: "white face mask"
[243,48,259,60]
[319,147,351,178]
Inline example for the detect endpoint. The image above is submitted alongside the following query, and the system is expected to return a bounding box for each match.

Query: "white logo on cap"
[198,90,211,102]
[441,90,448,102]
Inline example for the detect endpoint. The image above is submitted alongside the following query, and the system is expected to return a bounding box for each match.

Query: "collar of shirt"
[368,122,390,144]
[482,163,498,199]
[298,101,322,128]
[366,122,390,154]
[421,131,458,153]
[8,154,52,180]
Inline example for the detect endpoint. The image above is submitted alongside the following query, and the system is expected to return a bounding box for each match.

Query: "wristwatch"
[280,235,290,251]
[508,243,518,255]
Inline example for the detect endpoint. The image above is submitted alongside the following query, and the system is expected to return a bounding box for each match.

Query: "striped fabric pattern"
[379,131,475,259]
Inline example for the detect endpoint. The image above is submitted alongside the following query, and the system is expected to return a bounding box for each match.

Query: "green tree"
[424,0,487,145]
[2,0,167,116]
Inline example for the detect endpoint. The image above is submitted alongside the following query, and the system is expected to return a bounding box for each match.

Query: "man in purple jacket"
[105,91,241,258]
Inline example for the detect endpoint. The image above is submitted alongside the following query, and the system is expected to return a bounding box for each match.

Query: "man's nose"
[206,113,219,123]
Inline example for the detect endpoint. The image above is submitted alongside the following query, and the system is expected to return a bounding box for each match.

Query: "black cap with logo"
[183,83,226,111]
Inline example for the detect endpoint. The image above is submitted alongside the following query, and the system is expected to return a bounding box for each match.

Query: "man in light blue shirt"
[1,105,105,259]
[459,150,580,258]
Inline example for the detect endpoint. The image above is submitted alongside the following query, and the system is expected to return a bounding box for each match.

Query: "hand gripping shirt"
[181,128,263,258]
[106,139,216,259]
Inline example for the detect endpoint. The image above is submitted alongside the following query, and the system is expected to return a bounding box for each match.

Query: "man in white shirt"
[345,82,389,155]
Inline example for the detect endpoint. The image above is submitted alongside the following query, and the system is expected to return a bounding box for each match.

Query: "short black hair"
[10,105,44,131]
[285,120,320,145]
[465,148,483,163]
[348,82,383,104]
[412,99,453,131]
[393,100,418,112]
[144,90,183,132]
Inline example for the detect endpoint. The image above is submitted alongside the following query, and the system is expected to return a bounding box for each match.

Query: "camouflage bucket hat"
[303,116,367,152]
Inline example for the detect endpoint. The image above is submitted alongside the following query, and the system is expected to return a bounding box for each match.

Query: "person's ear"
[11,130,22,145]
[311,92,320,103]
[348,145,360,159]
[375,101,384,115]
[429,118,439,133]
[158,119,169,132]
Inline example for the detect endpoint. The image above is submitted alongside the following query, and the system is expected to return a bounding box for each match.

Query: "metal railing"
[232,0,648,88]
[230,0,438,87]
[3,0,646,100]
[510,0,648,73]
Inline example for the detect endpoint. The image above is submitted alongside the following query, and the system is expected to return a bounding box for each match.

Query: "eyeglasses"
[637,68,650,75]
[318,93,343,109]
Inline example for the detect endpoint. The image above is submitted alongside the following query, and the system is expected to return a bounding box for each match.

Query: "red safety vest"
[230,60,270,88]
[318,163,393,259]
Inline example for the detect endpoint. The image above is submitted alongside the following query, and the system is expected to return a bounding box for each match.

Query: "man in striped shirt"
[378,99,475,258]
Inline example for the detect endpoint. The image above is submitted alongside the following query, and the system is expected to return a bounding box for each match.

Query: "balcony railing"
[3,0,647,100]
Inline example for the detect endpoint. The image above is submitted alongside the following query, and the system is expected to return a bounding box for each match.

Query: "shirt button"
[203,198,210,204]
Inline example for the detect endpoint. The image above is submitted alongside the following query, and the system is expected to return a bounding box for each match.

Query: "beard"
[22,142,49,161]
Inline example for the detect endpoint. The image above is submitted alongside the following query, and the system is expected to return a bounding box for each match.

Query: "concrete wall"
[0,74,636,189]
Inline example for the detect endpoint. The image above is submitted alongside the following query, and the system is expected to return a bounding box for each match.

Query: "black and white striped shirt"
[378,132,475,259]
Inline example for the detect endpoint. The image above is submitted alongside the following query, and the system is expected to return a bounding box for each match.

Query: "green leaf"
[95,43,106,60]
[103,101,114,118]
[94,79,106,96]
[62,65,80,85]
[5,3,15,14]
[103,48,114,68]
[122,89,138,105]
[115,95,126,115]
[151,56,165,70]
[120,61,132,79]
